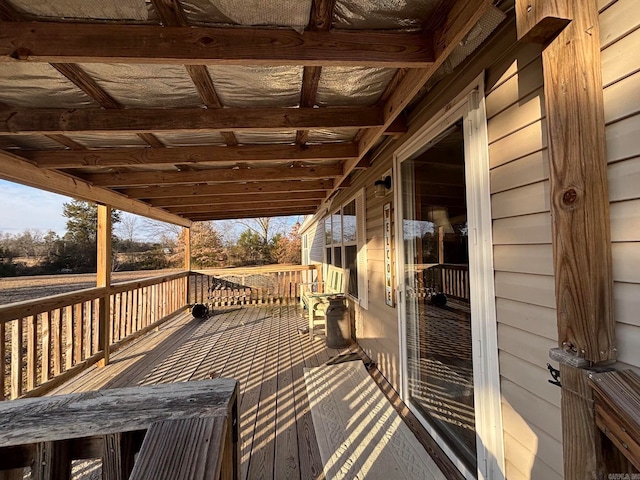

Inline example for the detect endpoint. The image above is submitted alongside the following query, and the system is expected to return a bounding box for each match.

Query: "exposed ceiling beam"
[167,199,321,215]
[150,0,239,146]
[50,63,165,148]
[51,63,121,109]
[185,65,238,146]
[118,179,339,199]
[44,134,85,150]
[0,149,191,227]
[296,0,337,147]
[82,164,344,187]
[0,22,434,67]
[0,0,21,21]
[22,143,358,168]
[188,206,317,221]
[0,106,384,134]
[329,0,497,200]
[149,0,188,26]
[149,190,325,208]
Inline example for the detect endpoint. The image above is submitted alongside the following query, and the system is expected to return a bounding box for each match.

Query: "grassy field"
[0,269,181,305]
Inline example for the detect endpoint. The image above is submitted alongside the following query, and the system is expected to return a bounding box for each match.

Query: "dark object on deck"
[430,292,447,307]
[325,296,351,348]
[191,303,210,319]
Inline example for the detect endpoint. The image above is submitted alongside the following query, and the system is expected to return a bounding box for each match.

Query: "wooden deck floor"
[51,305,453,480]
[52,305,347,480]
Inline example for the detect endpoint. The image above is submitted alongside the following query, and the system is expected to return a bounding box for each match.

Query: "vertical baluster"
[41,311,51,384]
[128,290,135,335]
[84,300,92,359]
[113,293,120,343]
[11,318,23,398]
[64,305,73,370]
[52,308,62,376]
[74,303,83,364]
[93,298,100,355]
[26,314,37,392]
[0,322,5,400]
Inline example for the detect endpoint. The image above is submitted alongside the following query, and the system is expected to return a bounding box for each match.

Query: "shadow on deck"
[32,304,456,480]
[51,305,341,480]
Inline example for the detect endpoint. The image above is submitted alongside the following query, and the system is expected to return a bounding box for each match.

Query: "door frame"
[393,74,504,480]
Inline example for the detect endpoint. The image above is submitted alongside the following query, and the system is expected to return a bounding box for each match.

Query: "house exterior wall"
[486,39,563,480]
[302,4,640,476]
[600,0,640,373]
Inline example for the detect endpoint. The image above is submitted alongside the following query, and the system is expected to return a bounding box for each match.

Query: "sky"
[0,179,304,241]
[0,180,69,235]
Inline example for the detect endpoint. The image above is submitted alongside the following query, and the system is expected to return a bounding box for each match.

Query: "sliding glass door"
[400,118,477,472]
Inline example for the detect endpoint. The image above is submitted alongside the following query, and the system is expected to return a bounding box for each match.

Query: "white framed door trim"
[392,73,505,480]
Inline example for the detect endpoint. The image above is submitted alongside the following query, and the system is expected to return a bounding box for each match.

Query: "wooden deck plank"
[245,310,279,480]
[274,307,300,480]
[291,308,326,480]
[234,308,275,480]
[42,305,446,480]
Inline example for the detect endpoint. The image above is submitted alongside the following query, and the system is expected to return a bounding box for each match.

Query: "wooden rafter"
[22,143,358,168]
[167,199,321,215]
[150,0,239,147]
[82,164,343,187]
[0,106,383,134]
[148,191,325,208]
[0,0,21,22]
[118,179,339,199]
[43,135,85,150]
[185,65,238,146]
[50,63,164,148]
[0,22,434,67]
[330,0,496,200]
[296,0,337,147]
[187,206,317,221]
[0,149,190,227]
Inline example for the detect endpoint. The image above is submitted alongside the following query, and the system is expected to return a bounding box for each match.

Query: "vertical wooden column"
[97,204,112,367]
[183,226,191,306]
[517,0,615,478]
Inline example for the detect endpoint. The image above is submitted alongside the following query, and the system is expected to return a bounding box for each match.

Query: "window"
[324,190,367,308]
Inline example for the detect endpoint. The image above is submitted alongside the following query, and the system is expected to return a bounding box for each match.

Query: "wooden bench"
[589,369,640,472]
[0,380,239,480]
[299,266,349,341]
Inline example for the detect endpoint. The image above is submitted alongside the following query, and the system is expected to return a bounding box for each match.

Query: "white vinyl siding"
[486,40,563,478]
[601,0,640,372]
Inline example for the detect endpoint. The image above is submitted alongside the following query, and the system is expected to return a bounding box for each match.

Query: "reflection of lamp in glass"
[374,176,392,198]
[426,206,454,234]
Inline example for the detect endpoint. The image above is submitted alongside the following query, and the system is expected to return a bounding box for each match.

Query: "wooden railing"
[190,264,318,307]
[417,263,470,302]
[0,379,239,480]
[0,272,188,400]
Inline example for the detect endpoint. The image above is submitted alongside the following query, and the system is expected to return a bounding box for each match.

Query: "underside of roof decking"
[0,0,508,225]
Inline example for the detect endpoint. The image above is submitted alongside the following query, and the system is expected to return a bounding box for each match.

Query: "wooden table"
[0,379,239,480]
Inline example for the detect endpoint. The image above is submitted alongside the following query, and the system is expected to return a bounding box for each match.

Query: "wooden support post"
[31,441,72,480]
[559,363,604,479]
[103,432,138,480]
[184,226,191,306]
[97,204,112,367]
[517,0,616,477]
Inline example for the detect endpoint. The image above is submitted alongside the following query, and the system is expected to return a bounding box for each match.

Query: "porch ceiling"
[0,0,504,226]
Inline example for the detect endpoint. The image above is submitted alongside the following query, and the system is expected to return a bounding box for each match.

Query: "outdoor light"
[374,175,392,198]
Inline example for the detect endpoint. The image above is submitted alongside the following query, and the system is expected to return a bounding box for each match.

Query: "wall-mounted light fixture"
[374,175,392,198]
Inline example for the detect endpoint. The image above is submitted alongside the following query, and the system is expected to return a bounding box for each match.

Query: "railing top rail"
[110,271,188,294]
[0,286,107,324]
[193,264,317,276]
[0,271,189,324]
